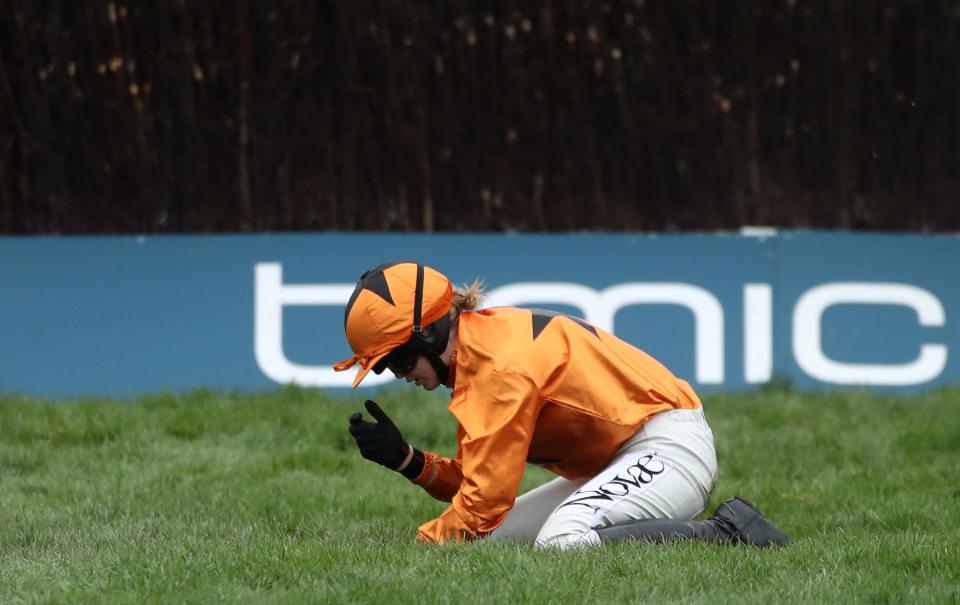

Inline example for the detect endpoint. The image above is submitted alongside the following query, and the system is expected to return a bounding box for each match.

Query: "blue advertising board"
[1,231,957,397]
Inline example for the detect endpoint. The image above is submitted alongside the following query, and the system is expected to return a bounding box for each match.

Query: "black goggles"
[373,344,419,375]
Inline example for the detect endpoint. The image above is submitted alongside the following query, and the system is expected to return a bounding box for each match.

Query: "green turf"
[1,385,958,604]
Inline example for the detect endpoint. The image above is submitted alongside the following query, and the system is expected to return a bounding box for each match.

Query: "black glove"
[348,400,408,470]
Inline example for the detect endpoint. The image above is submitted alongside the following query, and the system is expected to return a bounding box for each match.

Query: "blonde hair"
[451,279,486,314]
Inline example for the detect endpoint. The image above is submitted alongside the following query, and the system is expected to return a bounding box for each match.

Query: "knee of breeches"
[534,529,602,550]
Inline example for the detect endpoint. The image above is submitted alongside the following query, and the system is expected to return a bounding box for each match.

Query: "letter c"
[792,282,947,385]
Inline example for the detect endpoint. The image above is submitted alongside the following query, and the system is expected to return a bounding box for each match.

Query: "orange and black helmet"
[334,262,453,387]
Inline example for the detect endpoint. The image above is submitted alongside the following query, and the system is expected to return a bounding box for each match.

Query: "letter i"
[744,284,773,383]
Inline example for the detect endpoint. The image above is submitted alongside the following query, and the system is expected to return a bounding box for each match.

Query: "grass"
[1,385,958,604]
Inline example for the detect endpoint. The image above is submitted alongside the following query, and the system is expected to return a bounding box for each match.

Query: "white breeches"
[488,407,718,549]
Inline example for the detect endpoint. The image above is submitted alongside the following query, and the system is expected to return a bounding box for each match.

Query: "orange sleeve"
[410,425,466,502]
[416,371,542,544]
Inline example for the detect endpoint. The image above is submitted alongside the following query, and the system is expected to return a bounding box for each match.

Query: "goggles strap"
[412,263,424,334]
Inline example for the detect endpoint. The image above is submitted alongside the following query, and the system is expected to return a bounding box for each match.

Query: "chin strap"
[407,262,452,386]
[426,354,449,385]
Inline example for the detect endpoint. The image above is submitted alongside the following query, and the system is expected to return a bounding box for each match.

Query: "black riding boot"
[594,496,790,548]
